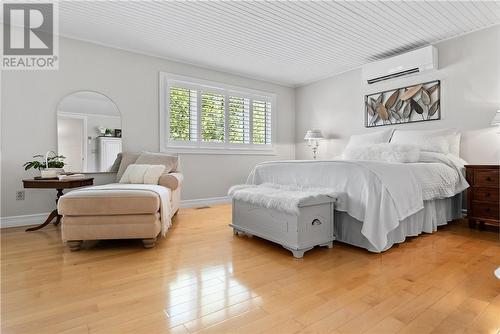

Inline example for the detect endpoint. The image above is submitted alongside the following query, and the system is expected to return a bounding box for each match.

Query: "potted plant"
[23,151,66,178]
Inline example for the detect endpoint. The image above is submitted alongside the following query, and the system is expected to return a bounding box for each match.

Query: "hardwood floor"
[1,204,499,333]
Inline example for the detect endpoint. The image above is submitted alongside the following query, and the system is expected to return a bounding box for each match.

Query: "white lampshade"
[491,110,500,125]
[304,129,324,140]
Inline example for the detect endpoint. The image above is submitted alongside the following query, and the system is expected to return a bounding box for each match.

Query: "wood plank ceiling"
[59,1,500,87]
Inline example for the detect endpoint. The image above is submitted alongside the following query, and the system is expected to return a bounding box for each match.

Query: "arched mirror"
[57,91,122,173]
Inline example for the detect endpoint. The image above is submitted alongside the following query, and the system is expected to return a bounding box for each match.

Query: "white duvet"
[246,152,468,252]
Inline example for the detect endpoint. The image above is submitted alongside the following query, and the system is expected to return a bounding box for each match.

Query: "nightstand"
[465,165,499,229]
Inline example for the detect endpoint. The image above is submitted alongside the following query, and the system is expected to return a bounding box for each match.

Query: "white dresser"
[96,136,122,172]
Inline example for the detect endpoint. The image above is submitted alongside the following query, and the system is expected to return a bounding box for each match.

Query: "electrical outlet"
[16,190,25,201]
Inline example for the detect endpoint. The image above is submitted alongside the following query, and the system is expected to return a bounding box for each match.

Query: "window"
[169,87,197,141]
[252,100,272,145]
[160,73,275,153]
[201,92,225,143]
[228,96,250,144]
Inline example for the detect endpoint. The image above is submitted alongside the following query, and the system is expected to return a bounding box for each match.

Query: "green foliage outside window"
[201,92,225,142]
[229,97,248,144]
[252,101,270,145]
[169,88,191,141]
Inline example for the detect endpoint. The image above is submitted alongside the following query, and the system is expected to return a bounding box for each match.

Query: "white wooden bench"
[229,185,336,258]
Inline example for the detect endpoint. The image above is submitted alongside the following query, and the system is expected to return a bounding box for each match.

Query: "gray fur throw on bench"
[228,183,337,215]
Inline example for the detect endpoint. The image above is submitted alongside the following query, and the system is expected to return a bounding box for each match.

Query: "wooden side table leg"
[53,188,64,226]
[25,210,58,232]
[26,188,64,232]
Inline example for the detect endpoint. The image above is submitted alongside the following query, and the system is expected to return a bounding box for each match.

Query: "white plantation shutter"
[201,92,225,143]
[169,87,198,142]
[228,96,250,144]
[164,74,274,152]
[252,100,272,145]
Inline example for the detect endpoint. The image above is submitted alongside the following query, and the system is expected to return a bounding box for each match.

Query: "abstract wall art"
[365,80,440,127]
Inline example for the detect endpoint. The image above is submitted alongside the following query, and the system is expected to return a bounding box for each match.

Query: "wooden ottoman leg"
[142,238,157,249]
[67,241,82,251]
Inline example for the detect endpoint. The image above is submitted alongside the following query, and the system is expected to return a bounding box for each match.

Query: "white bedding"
[246,152,468,252]
[414,152,469,199]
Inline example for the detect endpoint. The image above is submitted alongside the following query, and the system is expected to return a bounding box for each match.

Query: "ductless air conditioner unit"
[362,46,438,84]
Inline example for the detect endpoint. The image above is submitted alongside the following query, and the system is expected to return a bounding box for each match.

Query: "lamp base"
[307,141,319,160]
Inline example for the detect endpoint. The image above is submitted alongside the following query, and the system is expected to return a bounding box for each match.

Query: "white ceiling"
[59,1,500,87]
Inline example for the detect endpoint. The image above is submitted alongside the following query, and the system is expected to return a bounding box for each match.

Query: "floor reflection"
[165,263,252,324]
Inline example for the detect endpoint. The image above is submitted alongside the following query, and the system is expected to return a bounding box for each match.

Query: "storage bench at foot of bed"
[230,197,336,258]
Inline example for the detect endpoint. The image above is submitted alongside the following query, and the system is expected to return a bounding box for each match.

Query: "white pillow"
[391,129,460,156]
[119,164,166,184]
[447,132,461,157]
[343,143,420,163]
[345,129,394,149]
[143,165,167,184]
[418,136,450,154]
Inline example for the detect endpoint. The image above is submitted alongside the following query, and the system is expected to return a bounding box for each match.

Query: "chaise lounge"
[58,152,183,250]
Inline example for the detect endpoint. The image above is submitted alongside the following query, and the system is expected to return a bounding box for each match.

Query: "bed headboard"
[314,126,499,164]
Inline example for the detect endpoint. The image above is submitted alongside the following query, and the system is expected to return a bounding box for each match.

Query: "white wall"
[295,26,500,163]
[1,37,295,218]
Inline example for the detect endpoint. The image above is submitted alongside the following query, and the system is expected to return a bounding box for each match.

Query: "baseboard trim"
[0,197,231,228]
[1,213,50,229]
[180,196,231,208]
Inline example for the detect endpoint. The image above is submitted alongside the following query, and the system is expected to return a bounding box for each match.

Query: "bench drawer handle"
[485,193,491,197]
[486,177,492,181]
[312,219,322,226]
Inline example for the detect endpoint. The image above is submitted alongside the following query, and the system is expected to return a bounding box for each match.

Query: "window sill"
[161,146,277,156]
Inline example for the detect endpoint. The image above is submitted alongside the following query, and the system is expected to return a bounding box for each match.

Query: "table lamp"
[304,129,324,160]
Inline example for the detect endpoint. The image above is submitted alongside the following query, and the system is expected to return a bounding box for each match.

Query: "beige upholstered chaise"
[58,152,183,251]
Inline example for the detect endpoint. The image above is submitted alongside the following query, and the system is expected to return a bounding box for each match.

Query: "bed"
[246,128,469,252]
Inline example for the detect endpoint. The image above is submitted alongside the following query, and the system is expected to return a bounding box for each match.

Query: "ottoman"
[58,188,162,250]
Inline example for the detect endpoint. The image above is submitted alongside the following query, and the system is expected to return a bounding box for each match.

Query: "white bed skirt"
[335,194,463,252]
